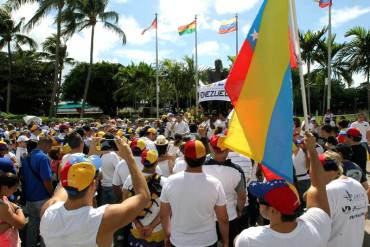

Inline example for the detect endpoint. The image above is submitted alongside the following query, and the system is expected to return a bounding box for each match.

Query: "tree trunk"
[55,68,63,116]
[48,6,62,118]
[306,62,311,115]
[6,42,12,113]
[367,69,370,119]
[81,25,95,118]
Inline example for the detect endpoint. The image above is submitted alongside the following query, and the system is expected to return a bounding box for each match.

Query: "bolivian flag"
[224,0,294,182]
[178,20,196,36]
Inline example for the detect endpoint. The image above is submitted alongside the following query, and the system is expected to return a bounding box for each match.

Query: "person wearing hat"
[154,135,173,177]
[319,151,368,247]
[15,135,29,163]
[350,112,370,144]
[122,149,167,247]
[203,135,246,247]
[141,127,157,152]
[235,132,331,247]
[170,114,190,138]
[345,128,367,175]
[29,124,42,141]
[40,140,150,247]
[160,140,229,247]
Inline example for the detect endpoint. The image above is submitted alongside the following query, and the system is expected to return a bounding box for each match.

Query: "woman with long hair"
[0,171,25,246]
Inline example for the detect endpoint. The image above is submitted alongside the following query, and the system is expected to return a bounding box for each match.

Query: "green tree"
[0,3,37,112]
[343,27,370,117]
[63,62,122,115]
[299,28,326,114]
[65,0,126,117]
[42,34,74,110]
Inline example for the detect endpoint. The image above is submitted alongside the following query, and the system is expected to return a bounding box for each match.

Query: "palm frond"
[103,21,126,44]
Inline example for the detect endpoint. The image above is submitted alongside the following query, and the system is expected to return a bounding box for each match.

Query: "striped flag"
[178,20,196,36]
[219,17,237,34]
[224,0,294,182]
[319,0,332,8]
[141,17,157,35]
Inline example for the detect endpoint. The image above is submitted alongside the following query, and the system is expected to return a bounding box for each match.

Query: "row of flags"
[141,0,332,37]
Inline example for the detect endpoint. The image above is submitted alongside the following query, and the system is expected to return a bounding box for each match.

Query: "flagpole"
[195,15,199,109]
[235,13,239,56]
[290,0,309,127]
[155,13,159,119]
[326,3,332,111]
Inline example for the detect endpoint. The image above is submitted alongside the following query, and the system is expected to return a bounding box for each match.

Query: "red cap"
[210,135,227,152]
[346,128,361,138]
[184,140,206,159]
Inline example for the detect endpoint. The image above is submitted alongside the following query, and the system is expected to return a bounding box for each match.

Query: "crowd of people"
[0,110,368,247]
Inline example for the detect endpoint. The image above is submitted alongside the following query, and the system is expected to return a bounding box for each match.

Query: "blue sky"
[6,0,370,83]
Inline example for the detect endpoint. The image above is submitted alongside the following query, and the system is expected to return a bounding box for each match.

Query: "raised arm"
[97,139,150,243]
[304,132,330,216]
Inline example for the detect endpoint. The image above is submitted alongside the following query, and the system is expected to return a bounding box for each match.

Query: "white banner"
[198,80,230,103]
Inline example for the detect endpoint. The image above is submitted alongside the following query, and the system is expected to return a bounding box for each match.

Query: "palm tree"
[0,4,37,112]
[11,0,68,117]
[299,28,326,114]
[65,0,126,117]
[42,34,74,112]
[343,27,370,117]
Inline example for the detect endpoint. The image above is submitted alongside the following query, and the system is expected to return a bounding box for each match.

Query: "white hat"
[17,135,29,143]
[155,135,169,146]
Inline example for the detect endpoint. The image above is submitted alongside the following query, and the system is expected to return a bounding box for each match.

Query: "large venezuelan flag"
[224,0,294,182]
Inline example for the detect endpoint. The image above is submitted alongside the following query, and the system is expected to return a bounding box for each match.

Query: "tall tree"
[65,0,126,117]
[12,0,68,117]
[42,34,74,111]
[343,27,370,117]
[0,3,37,112]
[299,28,326,114]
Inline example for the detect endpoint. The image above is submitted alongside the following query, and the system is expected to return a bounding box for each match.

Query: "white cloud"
[320,6,370,27]
[214,0,261,15]
[197,41,221,56]
[114,49,171,64]
[242,22,251,35]
[119,15,154,46]
[113,0,129,4]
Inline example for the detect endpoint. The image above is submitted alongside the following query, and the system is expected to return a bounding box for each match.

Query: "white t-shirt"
[172,158,187,174]
[40,201,108,247]
[293,149,310,181]
[123,173,168,233]
[350,121,370,143]
[157,160,171,177]
[167,142,181,158]
[16,147,27,163]
[235,208,331,247]
[160,171,226,247]
[141,137,157,151]
[101,152,121,187]
[203,164,242,220]
[228,152,253,185]
[173,121,190,136]
[326,177,368,247]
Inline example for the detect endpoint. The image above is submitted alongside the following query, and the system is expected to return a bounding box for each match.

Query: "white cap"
[17,135,29,143]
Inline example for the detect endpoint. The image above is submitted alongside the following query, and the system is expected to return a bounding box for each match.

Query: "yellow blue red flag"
[219,17,237,34]
[224,0,293,182]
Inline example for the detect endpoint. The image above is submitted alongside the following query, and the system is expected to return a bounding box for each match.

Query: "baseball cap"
[337,130,347,143]
[346,128,361,138]
[17,135,29,143]
[184,140,206,159]
[61,155,102,194]
[249,180,300,215]
[130,138,146,152]
[147,128,157,134]
[141,149,158,167]
[210,135,227,152]
[318,153,340,171]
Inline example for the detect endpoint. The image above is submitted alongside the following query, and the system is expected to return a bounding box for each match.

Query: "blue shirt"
[0,157,16,174]
[21,149,52,202]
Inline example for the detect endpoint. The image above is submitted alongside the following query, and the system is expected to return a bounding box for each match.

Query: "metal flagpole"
[235,13,239,56]
[155,13,159,119]
[326,4,332,111]
[195,15,199,109]
[290,0,309,126]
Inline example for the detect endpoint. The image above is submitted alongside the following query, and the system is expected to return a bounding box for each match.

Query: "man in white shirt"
[16,135,29,163]
[235,132,332,247]
[40,139,150,247]
[319,151,368,247]
[160,140,229,247]
[171,114,190,137]
[140,127,157,151]
[350,112,370,144]
[204,135,246,246]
